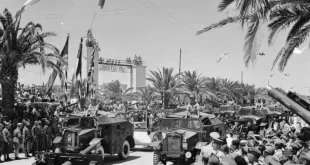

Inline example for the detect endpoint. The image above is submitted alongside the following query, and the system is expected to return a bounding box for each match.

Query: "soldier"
[0,123,4,162]
[43,119,52,152]
[13,123,23,159]
[23,121,31,157]
[186,94,200,118]
[37,120,44,151]
[2,122,12,161]
[31,121,39,155]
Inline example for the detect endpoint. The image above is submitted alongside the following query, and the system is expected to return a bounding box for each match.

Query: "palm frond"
[273,24,310,71]
[197,15,252,35]
[218,0,235,12]
[243,15,264,67]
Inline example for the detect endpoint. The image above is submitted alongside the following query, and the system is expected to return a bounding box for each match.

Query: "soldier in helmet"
[13,123,23,159]
[23,121,31,157]
[43,119,52,152]
[37,120,44,151]
[31,120,39,155]
[2,122,12,161]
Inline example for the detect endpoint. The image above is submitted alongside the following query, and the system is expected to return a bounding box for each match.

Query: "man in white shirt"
[114,101,125,113]
[200,132,225,162]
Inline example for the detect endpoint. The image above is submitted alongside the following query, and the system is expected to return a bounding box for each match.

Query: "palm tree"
[204,77,231,101]
[103,80,135,101]
[182,70,205,97]
[147,67,182,108]
[197,0,310,71]
[0,9,63,117]
[135,85,158,105]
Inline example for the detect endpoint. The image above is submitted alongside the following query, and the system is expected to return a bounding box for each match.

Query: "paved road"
[0,149,190,165]
[1,150,154,165]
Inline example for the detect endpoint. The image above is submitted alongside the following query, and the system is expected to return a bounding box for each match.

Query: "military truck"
[34,111,135,165]
[150,111,225,165]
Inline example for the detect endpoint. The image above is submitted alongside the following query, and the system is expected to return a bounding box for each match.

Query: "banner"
[98,64,131,73]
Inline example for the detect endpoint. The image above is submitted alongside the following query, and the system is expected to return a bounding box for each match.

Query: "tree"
[0,9,63,117]
[197,0,310,71]
[182,70,216,104]
[103,80,135,101]
[182,70,205,97]
[135,85,158,105]
[147,67,182,108]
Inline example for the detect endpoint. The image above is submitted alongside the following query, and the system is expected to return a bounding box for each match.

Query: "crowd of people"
[1,88,310,165]
[0,94,171,162]
[196,123,310,165]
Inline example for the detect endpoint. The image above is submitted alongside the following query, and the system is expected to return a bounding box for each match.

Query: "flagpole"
[90,12,97,29]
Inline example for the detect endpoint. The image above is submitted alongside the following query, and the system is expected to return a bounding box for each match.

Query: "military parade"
[2,0,310,165]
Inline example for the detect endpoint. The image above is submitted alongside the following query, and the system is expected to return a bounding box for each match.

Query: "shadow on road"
[103,155,141,165]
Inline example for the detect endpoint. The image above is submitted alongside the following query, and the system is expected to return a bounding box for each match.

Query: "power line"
[135,0,192,33]
[145,0,196,33]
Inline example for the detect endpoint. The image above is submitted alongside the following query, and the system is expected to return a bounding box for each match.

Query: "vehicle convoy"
[34,111,135,165]
[150,111,225,165]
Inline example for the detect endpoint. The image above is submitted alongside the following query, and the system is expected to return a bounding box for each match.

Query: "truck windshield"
[63,118,80,127]
[160,119,201,131]
[80,118,95,128]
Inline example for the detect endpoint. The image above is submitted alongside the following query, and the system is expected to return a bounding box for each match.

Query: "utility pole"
[179,48,182,74]
[241,71,243,84]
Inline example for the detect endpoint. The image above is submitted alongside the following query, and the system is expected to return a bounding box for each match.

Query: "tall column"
[85,29,99,88]
[86,47,99,88]
[132,65,146,92]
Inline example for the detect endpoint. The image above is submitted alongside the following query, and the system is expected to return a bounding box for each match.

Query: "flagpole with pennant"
[73,38,84,111]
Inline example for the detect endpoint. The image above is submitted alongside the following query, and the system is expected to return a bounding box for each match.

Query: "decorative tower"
[85,29,99,88]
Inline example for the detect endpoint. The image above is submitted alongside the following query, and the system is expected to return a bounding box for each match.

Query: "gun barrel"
[62,161,72,165]
[266,86,310,125]
[80,140,101,155]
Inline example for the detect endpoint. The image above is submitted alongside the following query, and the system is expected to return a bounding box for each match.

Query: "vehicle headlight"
[182,143,188,150]
[185,152,192,158]
[68,134,72,142]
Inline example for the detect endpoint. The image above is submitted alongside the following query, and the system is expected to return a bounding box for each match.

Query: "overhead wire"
[144,0,197,33]
[135,0,192,34]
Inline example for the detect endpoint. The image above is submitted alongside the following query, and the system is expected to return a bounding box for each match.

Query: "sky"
[2,0,310,94]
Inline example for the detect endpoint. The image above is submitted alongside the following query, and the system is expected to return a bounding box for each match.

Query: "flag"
[75,38,83,81]
[15,0,42,18]
[98,0,106,9]
[45,34,69,95]
[73,38,83,110]
[86,49,96,96]
[23,0,41,7]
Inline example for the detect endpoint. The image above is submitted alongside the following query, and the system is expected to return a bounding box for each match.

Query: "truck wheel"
[195,154,200,163]
[153,151,166,165]
[153,151,160,165]
[95,145,105,161]
[118,140,130,160]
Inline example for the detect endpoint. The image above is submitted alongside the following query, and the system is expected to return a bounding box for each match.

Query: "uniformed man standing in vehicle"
[13,123,23,159]
[23,121,31,157]
[2,122,12,161]
[186,94,200,118]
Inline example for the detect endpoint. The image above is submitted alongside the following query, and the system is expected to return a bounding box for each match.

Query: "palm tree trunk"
[161,93,165,109]
[1,80,16,119]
